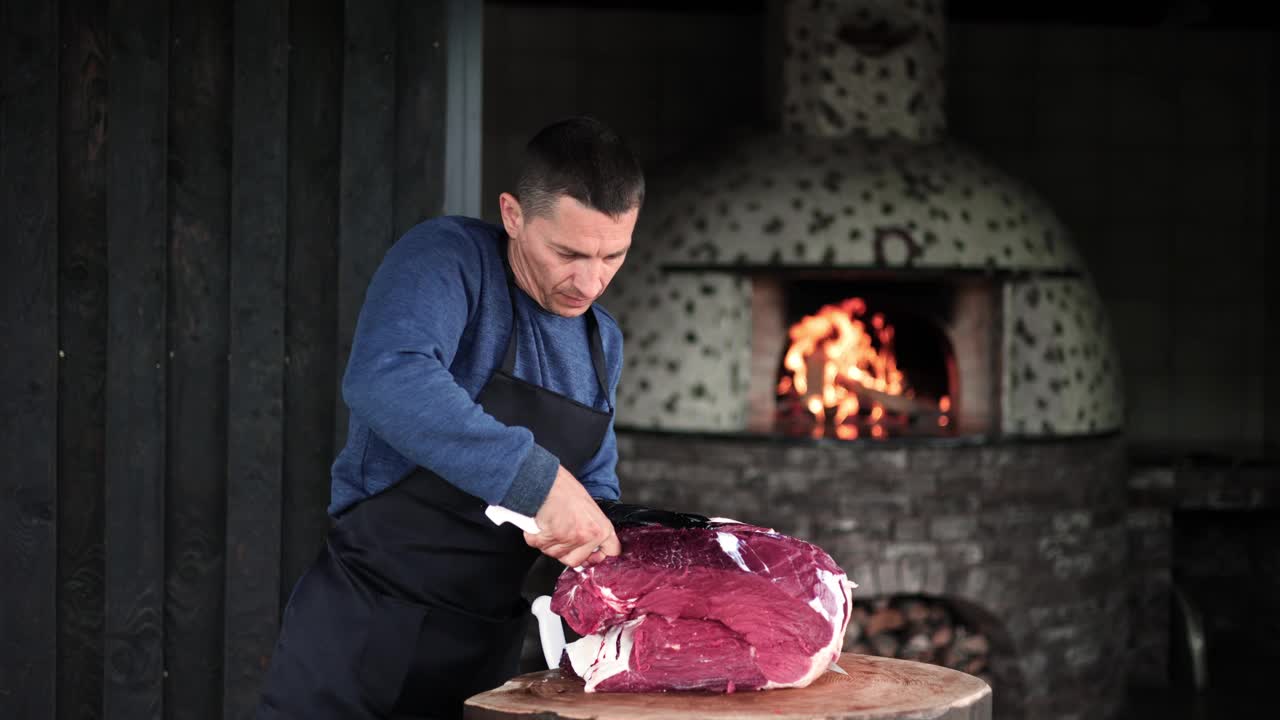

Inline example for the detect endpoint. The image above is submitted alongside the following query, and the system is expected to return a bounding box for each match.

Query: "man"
[257,116,643,719]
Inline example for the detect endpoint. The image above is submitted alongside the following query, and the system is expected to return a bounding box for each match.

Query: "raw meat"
[550,521,854,693]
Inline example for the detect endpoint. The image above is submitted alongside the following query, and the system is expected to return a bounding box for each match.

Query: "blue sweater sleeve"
[340,224,558,515]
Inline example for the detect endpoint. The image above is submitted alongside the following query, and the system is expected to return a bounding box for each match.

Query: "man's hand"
[524,466,621,568]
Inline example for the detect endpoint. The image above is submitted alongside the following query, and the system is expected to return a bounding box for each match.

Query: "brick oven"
[600,1,1129,718]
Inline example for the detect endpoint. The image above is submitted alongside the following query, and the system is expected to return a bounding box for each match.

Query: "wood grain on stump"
[465,652,992,720]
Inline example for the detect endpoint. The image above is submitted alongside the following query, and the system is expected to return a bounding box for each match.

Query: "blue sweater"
[330,216,623,517]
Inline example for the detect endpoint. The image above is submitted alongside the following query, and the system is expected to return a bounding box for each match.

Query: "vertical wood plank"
[57,1,109,718]
[224,0,289,717]
[335,0,397,449]
[1267,35,1280,460]
[394,0,448,236]
[0,1,60,717]
[167,0,232,718]
[281,0,342,605]
[442,0,484,217]
[104,0,168,717]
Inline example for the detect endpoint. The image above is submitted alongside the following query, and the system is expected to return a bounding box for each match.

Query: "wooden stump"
[465,652,992,720]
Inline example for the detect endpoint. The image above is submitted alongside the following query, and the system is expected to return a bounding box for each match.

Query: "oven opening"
[749,272,999,439]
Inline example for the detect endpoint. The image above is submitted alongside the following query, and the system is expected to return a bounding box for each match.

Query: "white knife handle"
[531,595,566,670]
[485,505,585,573]
[485,505,541,535]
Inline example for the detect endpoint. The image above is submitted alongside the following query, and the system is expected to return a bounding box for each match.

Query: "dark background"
[2,1,1276,718]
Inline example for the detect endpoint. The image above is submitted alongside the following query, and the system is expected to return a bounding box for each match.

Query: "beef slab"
[551,521,854,693]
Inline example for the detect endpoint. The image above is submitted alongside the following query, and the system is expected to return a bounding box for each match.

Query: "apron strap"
[500,241,612,409]
[586,309,610,406]
[501,280,521,374]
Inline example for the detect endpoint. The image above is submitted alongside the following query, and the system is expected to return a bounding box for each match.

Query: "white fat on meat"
[596,584,635,611]
[761,567,856,690]
[565,616,645,692]
[715,532,752,572]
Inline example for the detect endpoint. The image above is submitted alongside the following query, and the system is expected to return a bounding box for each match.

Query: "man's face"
[500,193,637,317]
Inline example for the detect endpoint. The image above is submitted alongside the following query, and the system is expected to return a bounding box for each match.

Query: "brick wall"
[616,430,1129,720]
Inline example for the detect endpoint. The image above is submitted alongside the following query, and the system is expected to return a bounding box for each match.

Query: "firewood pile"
[845,596,993,686]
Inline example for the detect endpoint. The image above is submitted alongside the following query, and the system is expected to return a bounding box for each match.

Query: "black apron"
[257,275,613,720]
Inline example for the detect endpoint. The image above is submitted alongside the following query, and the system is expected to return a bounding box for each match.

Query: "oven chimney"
[782,0,947,142]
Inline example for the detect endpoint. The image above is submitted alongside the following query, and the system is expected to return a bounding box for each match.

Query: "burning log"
[832,373,942,418]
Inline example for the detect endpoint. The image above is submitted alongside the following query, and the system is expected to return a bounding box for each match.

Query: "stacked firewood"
[845,596,993,686]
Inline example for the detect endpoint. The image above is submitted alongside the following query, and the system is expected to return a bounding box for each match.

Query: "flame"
[807,396,824,417]
[776,297,950,439]
[834,396,859,425]
[778,375,793,395]
[780,298,898,395]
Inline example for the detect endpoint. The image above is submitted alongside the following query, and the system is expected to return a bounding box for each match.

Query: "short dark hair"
[515,116,645,220]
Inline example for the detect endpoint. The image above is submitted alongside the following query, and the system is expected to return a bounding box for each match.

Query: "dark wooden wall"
[0,1,449,718]
[1268,34,1280,461]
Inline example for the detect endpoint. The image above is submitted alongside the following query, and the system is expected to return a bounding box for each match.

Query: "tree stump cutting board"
[464,653,992,719]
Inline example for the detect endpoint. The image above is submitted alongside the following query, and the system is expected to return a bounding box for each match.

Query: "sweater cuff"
[499,443,558,516]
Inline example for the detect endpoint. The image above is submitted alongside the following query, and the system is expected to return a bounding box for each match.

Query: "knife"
[484,505,542,535]
[531,595,567,670]
[484,505,585,573]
